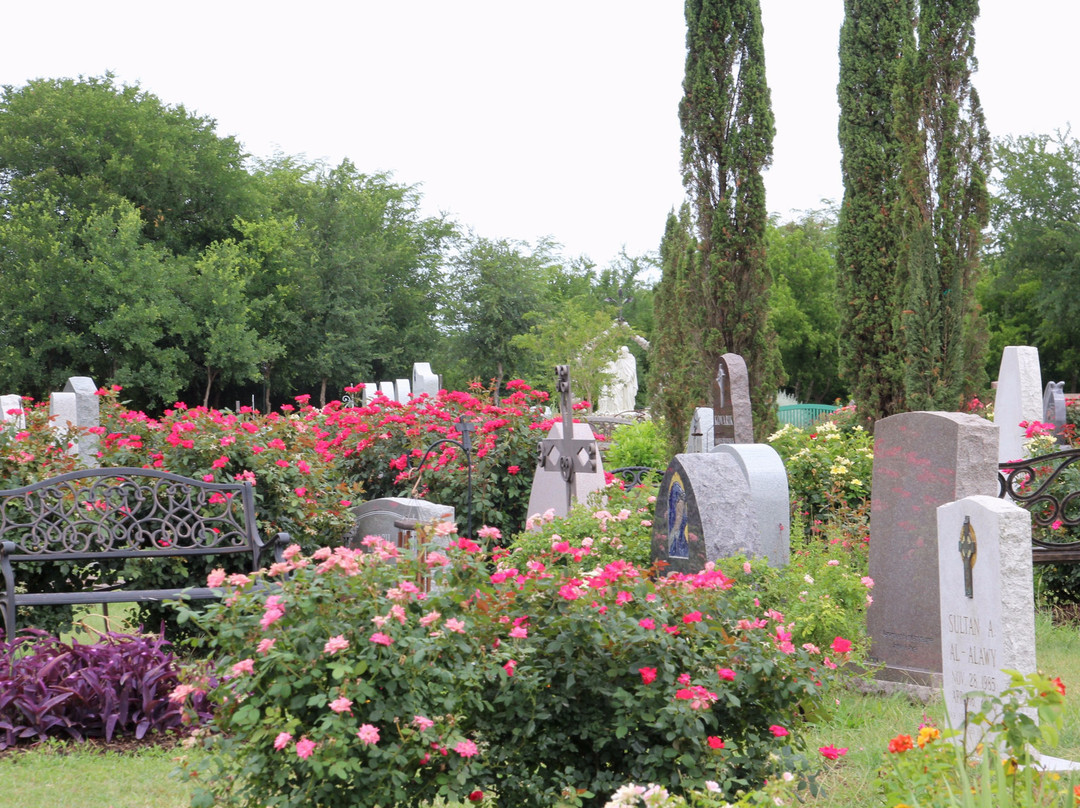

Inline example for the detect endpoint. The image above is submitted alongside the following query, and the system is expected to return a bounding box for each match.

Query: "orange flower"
[917,726,940,748]
[1053,676,1066,696]
[888,734,914,754]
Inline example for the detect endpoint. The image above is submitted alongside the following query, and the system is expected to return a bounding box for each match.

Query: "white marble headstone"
[0,394,25,428]
[686,407,715,453]
[395,378,411,402]
[993,346,1043,464]
[50,391,78,447]
[412,362,440,397]
[378,381,396,400]
[938,496,1034,751]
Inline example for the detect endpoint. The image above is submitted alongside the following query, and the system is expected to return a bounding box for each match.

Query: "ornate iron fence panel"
[607,466,663,488]
[999,448,1080,562]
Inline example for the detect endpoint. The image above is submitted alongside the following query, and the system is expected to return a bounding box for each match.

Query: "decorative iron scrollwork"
[999,448,1080,550]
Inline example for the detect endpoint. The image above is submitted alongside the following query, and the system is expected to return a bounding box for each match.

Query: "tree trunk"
[320,377,328,409]
[202,367,217,409]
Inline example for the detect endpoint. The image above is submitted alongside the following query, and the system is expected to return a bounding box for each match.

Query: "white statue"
[596,346,638,414]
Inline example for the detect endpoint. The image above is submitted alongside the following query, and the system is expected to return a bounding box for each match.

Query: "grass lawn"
[4,611,1079,808]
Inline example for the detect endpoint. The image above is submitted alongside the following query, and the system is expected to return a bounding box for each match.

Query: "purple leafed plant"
[0,629,213,750]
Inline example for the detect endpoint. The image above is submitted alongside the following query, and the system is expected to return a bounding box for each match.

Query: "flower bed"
[173,525,849,808]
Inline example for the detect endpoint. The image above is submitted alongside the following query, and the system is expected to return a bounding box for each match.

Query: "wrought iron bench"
[998,448,1080,564]
[0,467,287,637]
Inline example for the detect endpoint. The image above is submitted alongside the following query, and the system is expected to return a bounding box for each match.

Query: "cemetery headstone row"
[2,375,100,466]
[356,362,441,405]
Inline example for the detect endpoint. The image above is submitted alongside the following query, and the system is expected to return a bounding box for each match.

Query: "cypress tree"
[836,0,912,424]
[895,0,990,410]
[674,0,782,439]
[650,205,704,455]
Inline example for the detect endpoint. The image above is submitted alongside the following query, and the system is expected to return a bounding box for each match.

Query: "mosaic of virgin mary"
[666,474,689,558]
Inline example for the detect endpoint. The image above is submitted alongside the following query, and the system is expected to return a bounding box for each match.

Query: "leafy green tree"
[767,211,845,404]
[979,132,1080,389]
[0,74,256,255]
[181,239,281,409]
[439,235,556,395]
[511,301,636,410]
[894,0,990,410]
[665,0,783,440]
[836,0,910,422]
[248,159,452,406]
[0,196,192,407]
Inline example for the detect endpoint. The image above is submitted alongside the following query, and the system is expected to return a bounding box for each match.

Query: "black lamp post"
[407,417,475,541]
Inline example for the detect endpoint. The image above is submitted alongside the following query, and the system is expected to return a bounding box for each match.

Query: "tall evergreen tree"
[650,206,703,455]
[836,0,911,424]
[895,0,990,410]
[661,0,782,440]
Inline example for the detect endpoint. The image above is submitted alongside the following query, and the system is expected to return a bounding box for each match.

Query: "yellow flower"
[917,726,940,748]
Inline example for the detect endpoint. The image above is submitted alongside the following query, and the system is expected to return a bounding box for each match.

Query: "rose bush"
[174,522,847,808]
[767,420,873,534]
[507,482,659,572]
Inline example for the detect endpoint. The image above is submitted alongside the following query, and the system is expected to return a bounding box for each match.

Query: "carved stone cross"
[715,364,727,410]
[538,365,598,512]
[958,515,977,599]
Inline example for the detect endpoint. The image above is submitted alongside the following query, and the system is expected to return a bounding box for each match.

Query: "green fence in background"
[776,404,838,429]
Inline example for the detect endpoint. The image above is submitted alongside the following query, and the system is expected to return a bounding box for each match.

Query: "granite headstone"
[1043,381,1067,444]
[526,421,606,521]
[708,443,790,567]
[347,497,455,590]
[652,453,754,574]
[64,376,100,464]
[712,353,753,445]
[867,411,998,683]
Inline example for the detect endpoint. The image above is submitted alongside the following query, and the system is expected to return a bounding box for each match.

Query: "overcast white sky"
[3,1,1077,270]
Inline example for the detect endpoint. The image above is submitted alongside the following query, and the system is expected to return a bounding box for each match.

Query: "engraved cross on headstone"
[538,365,598,512]
[958,515,977,599]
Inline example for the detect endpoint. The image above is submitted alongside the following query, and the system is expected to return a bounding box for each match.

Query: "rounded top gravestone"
[651,453,753,575]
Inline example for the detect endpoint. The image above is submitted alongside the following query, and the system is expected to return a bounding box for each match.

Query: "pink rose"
[357,724,380,745]
[323,635,350,654]
[274,732,293,750]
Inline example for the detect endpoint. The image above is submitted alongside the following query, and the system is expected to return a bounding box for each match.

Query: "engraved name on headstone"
[938,496,1034,751]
